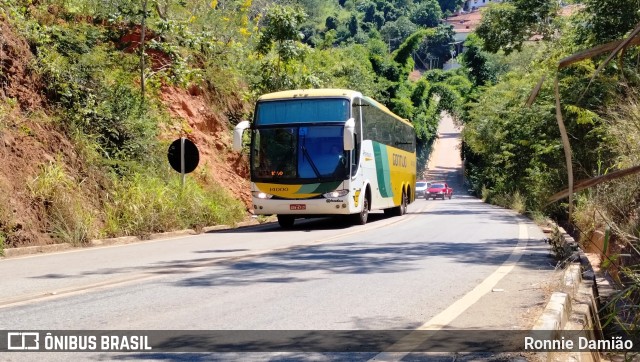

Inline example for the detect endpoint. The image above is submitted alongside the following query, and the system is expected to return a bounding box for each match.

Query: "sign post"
[180,137,186,187]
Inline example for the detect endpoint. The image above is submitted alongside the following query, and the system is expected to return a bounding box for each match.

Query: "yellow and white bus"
[233,89,416,228]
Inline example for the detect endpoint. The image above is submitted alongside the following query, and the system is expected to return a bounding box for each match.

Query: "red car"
[426,182,453,200]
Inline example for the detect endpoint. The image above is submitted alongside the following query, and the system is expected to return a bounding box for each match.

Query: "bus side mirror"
[233,120,250,152]
[343,118,355,151]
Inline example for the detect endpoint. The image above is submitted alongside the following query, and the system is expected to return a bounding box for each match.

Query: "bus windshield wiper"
[301,145,321,178]
[300,136,320,177]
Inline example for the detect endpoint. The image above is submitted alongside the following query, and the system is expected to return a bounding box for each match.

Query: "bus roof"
[257,89,413,128]
[258,89,362,101]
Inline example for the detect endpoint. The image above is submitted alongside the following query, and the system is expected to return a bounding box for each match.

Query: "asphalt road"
[0,114,560,361]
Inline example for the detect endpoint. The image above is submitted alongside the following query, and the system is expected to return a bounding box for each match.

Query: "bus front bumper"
[252,197,353,215]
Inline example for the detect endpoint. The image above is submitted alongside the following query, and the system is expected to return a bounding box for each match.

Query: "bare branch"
[577,21,640,102]
[525,75,546,107]
[558,34,640,69]
[554,76,573,218]
[547,164,640,204]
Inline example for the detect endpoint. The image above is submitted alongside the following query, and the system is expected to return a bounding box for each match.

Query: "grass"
[104,172,246,238]
[481,185,490,202]
[510,191,526,214]
[0,232,5,256]
[28,160,96,245]
[0,98,19,130]
[27,159,247,243]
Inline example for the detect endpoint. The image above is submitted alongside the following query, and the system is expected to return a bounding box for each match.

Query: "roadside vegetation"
[0,0,470,248]
[1,0,638,347]
[460,0,640,349]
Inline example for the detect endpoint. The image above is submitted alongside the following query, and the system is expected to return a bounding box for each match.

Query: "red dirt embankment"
[0,17,252,248]
[0,18,80,247]
[159,85,252,209]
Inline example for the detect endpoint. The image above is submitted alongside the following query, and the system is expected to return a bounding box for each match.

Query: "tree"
[348,14,359,36]
[393,29,435,66]
[255,4,313,91]
[475,0,558,54]
[438,0,464,14]
[360,1,377,23]
[475,3,527,54]
[460,33,496,86]
[257,5,307,63]
[578,0,640,44]
[414,24,455,69]
[382,3,401,22]
[410,0,442,28]
[380,16,417,51]
[373,12,385,29]
[325,16,338,30]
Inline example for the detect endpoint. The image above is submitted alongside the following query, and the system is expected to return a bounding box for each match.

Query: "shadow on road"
[171,235,554,288]
[208,213,390,234]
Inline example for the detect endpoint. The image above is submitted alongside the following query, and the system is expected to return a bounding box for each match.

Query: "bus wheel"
[400,191,407,215]
[353,197,369,225]
[277,215,295,228]
[389,191,407,217]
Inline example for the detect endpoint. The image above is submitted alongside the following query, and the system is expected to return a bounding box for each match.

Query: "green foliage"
[510,191,526,214]
[475,3,528,54]
[476,0,558,54]
[481,185,490,202]
[460,33,497,86]
[380,16,417,51]
[414,24,455,69]
[256,4,307,60]
[28,160,96,245]
[462,72,561,211]
[104,172,245,237]
[576,0,640,44]
[571,92,640,338]
[442,74,473,97]
[78,80,158,163]
[410,79,430,107]
[410,0,442,27]
[305,45,384,98]
[253,4,315,92]
[348,14,359,35]
[438,0,464,13]
[430,82,463,117]
[392,29,434,66]
[325,15,338,30]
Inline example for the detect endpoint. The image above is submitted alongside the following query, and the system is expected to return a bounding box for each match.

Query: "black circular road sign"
[167,138,200,174]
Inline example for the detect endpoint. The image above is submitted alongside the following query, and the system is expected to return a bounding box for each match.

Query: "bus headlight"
[252,191,273,199]
[323,190,349,198]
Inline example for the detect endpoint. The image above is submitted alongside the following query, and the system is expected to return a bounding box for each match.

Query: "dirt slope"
[0,17,252,248]
[0,18,76,247]
[159,86,251,209]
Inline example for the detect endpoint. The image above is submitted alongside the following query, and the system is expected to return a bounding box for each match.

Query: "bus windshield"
[252,126,348,182]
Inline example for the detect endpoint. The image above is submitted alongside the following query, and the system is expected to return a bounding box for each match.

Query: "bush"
[104,172,245,237]
[510,191,526,214]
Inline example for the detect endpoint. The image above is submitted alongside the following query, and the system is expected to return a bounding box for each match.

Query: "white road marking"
[370,219,529,361]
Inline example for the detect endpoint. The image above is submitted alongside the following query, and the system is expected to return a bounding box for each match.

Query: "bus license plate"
[290,204,306,210]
